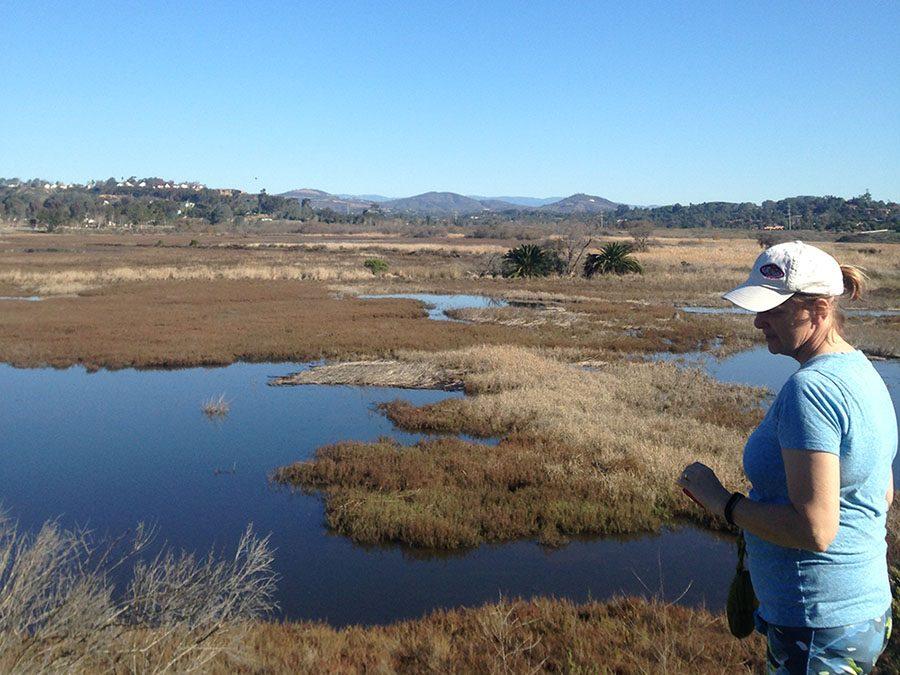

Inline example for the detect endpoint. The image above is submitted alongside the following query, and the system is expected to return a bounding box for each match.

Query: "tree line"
[615,192,898,232]
[0,177,315,230]
[1,177,897,232]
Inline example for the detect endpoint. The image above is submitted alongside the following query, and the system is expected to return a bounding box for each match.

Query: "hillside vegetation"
[2,177,897,232]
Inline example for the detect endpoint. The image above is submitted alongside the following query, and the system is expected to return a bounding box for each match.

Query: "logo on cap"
[759,263,784,279]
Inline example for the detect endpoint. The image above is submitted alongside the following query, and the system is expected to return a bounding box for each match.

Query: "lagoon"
[2,360,731,625]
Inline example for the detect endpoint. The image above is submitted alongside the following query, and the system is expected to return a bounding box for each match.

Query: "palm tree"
[501,244,563,278]
[583,242,643,277]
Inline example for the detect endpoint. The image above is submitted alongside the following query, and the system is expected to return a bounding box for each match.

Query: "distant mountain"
[476,198,529,211]
[280,188,379,213]
[469,195,565,207]
[381,192,490,215]
[280,187,623,216]
[337,193,393,203]
[281,188,330,199]
[539,193,620,214]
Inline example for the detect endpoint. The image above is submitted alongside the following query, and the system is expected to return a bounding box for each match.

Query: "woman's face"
[753,299,814,358]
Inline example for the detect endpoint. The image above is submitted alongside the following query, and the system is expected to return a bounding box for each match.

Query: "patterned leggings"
[755,608,892,674]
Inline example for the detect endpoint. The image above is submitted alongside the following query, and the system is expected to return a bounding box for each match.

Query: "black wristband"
[724,492,744,526]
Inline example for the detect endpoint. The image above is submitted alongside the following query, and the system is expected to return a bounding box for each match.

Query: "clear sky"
[1,1,898,204]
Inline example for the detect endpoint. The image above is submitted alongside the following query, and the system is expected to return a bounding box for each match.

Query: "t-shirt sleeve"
[776,371,847,455]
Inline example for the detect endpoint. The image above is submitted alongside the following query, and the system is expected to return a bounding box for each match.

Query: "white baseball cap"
[723,241,844,312]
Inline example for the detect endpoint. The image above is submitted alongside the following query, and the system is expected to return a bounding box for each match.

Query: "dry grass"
[269,360,465,390]
[224,239,509,255]
[202,393,231,418]
[206,596,765,674]
[273,346,766,547]
[0,264,374,296]
[0,516,276,673]
[446,305,589,328]
[0,279,628,370]
[848,317,900,358]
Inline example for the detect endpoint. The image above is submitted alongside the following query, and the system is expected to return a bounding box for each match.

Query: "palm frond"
[583,242,643,277]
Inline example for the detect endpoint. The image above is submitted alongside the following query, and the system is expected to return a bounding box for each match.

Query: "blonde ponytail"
[840,265,866,301]
[794,263,865,339]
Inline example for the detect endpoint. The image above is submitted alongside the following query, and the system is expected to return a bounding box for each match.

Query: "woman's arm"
[678,450,840,552]
[887,473,894,508]
[731,450,839,552]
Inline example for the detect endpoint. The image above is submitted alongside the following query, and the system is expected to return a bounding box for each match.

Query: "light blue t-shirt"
[743,350,897,628]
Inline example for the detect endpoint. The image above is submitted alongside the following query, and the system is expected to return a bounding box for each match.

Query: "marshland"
[0,224,897,672]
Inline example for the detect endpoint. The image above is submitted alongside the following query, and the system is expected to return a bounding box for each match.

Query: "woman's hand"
[677,462,731,516]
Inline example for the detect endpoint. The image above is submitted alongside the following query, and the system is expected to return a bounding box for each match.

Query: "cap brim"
[722,284,794,312]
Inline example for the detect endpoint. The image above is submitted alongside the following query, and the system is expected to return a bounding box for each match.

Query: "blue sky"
[1,1,898,204]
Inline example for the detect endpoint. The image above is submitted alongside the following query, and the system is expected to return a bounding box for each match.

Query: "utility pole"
[787,203,792,230]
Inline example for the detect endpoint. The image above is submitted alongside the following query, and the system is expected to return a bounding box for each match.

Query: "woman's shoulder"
[782,364,843,397]
[781,350,891,420]
[789,351,870,391]
[776,364,850,423]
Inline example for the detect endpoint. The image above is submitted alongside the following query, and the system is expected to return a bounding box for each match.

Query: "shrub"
[0,516,276,672]
[188,238,199,247]
[364,258,389,275]
[627,223,655,252]
[500,244,564,278]
[583,243,643,277]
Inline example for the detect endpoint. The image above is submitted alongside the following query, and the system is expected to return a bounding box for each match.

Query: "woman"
[677,241,897,674]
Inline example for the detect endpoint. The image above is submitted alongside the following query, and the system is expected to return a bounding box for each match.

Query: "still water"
[359,293,509,321]
[1,361,733,625]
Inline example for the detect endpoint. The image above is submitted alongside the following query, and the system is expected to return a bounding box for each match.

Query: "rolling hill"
[538,193,619,214]
[279,188,622,216]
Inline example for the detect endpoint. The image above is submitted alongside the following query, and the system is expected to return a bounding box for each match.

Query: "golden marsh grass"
[274,346,766,547]
[219,596,765,674]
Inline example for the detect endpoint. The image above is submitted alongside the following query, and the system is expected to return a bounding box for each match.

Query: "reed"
[202,393,231,418]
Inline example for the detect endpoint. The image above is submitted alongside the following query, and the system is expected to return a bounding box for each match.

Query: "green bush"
[364,258,389,275]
